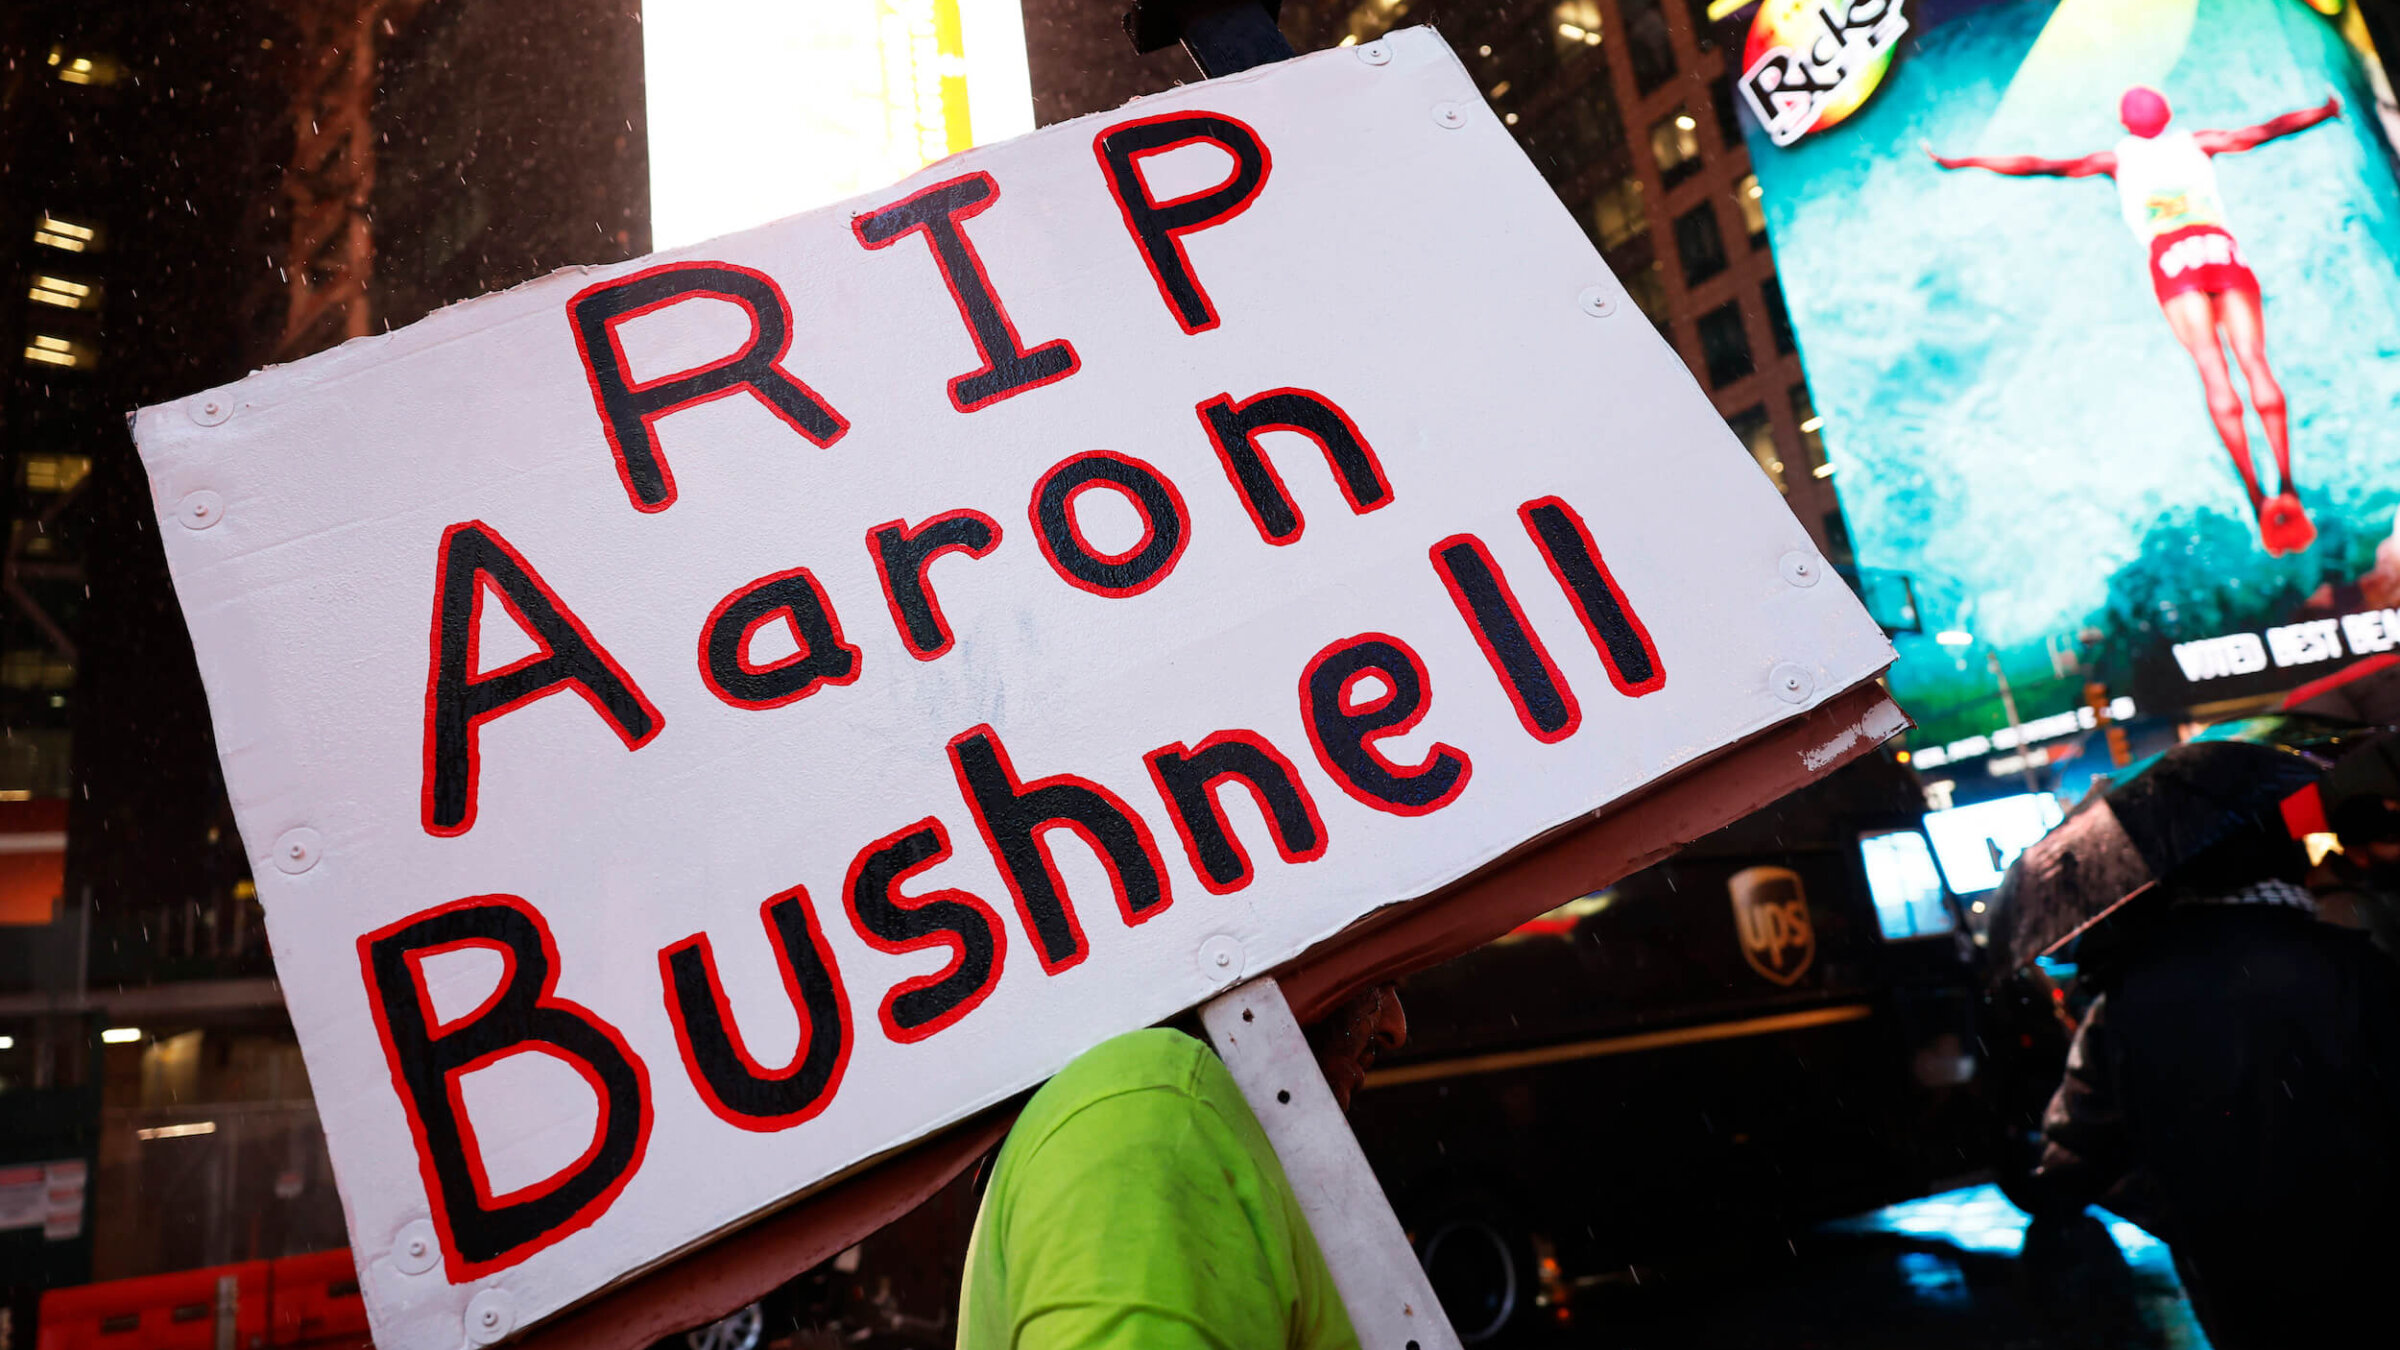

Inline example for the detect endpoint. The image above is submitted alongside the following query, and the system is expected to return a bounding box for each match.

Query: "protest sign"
[132,28,1892,1349]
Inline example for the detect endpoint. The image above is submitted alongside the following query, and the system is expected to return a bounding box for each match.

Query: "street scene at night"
[4,1,2398,1347]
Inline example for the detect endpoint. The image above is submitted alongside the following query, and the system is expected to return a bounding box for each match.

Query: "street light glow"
[1934,630,1975,648]
[101,1026,143,1044]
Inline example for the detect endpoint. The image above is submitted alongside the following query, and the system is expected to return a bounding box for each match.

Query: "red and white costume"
[2113,129,2260,304]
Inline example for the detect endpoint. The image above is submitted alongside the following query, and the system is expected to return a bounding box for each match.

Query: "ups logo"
[1728,866,1815,987]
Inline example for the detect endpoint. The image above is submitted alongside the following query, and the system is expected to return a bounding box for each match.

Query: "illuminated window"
[34,214,97,253]
[53,51,119,86]
[29,275,95,310]
[1590,177,1646,252]
[1727,404,1783,491]
[23,454,93,494]
[1924,794,2066,895]
[1697,301,1755,388]
[1791,385,1827,475]
[23,334,94,370]
[1552,0,1604,55]
[1735,172,1767,242]
[1673,203,1727,285]
[0,650,77,690]
[1650,109,1702,188]
[1859,830,1955,939]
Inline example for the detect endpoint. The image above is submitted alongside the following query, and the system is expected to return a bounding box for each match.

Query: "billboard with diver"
[1733,0,2400,747]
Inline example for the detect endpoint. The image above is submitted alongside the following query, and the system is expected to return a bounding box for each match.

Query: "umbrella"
[2283,653,2400,724]
[1986,735,2332,978]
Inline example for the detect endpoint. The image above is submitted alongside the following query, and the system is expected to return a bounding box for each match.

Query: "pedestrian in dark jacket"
[2032,830,2400,1349]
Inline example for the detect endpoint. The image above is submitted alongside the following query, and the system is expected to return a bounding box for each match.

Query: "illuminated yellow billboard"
[645,0,1035,248]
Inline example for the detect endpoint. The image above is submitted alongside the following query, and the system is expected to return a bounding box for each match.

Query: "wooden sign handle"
[1202,976,1464,1350]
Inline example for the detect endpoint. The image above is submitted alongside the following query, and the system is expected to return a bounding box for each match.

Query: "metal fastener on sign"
[272,827,323,875]
[464,1290,515,1347]
[1431,102,1467,130]
[1770,662,1815,704]
[1197,934,1244,982]
[1577,286,1617,318]
[1355,40,1392,65]
[178,490,224,531]
[189,396,231,426]
[393,1220,440,1276]
[1778,551,1822,587]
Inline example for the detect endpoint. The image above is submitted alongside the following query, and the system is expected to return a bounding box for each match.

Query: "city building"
[0,1,647,1328]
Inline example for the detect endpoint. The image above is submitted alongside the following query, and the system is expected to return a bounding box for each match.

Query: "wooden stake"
[1202,976,1463,1350]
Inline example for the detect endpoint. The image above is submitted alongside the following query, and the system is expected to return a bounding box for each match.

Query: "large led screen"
[1738,0,2400,741]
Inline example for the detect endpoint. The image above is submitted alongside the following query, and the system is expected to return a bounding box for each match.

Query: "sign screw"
[189,396,232,426]
[177,490,225,531]
[1778,551,1822,587]
[1197,934,1244,982]
[271,827,323,875]
[393,1219,441,1275]
[1431,102,1467,130]
[465,1290,515,1346]
[1770,662,1815,704]
[1577,286,1617,318]
[1355,40,1392,65]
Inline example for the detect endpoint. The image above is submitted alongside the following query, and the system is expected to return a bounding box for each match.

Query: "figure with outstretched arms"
[1928,87,2342,555]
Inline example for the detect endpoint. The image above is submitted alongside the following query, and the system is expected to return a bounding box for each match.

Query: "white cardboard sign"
[133,30,1889,1350]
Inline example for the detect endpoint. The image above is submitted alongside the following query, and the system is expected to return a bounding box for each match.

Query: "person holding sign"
[957,985,1407,1348]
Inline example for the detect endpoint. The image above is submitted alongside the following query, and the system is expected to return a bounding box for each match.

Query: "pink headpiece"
[2120,87,2172,138]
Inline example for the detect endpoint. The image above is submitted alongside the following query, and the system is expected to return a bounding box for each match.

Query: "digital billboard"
[1735,0,2400,747]
[645,0,1035,248]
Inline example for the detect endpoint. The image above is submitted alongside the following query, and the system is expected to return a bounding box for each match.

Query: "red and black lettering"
[698,566,862,710]
[659,887,852,1132]
[852,172,1081,412]
[867,511,1002,660]
[841,819,1007,1043]
[1030,451,1190,598]
[1432,534,1580,743]
[1092,112,1272,334]
[423,522,661,838]
[358,895,651,1280]
[1196,388,1390,545]
[947,724,1172,974]
[1144,731,1326,895]
[1300,633,1472,816]
[1519,496,1665,696]
[568,262,848,512]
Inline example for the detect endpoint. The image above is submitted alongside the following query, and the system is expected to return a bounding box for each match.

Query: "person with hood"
[2030,826,2400,1348]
